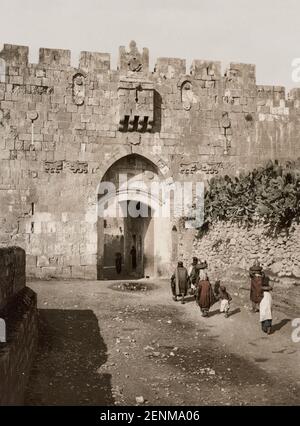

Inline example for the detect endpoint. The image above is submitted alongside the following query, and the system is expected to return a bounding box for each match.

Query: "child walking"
[260,286,273,334]
[219,285,232,318]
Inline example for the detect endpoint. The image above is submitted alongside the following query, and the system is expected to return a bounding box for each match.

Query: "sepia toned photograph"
[0,0,300,412]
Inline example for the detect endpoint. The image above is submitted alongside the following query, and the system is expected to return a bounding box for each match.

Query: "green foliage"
[203,159,300,232]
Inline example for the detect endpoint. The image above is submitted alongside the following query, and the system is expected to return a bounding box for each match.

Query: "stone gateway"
[0,41,300,279]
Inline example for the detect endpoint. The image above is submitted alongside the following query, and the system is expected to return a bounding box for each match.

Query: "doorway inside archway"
[102,200,154,279]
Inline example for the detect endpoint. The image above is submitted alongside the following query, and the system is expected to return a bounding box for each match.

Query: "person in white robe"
[259,287,273,334]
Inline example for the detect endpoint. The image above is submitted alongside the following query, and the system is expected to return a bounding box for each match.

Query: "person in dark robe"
[195,260,209,300]
[130,246,137,270]
[219,285,232,318]
[214,280,221,300]
[188,257,200,295]
[171,261,190,304]
[249,260,264,312]
[196,272,215,317]
[115,252,122,274]
[260,285,273,334]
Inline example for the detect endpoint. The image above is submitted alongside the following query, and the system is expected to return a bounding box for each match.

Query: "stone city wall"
[0,41,300,278]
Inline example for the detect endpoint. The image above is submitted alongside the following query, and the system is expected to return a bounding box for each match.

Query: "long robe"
[250,275,264,304]
[171,266,189,296]
[260,292,272,322]
[197,280,214,309]
[130,247,137,269]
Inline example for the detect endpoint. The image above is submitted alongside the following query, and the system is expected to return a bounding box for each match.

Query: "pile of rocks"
[186,222,300,285]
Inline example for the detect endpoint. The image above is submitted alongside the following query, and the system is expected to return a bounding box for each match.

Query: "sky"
[0,0,299,90]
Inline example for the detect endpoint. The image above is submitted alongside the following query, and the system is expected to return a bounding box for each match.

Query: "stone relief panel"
[45,161,63,174]
[65,161,88,174]
[44,161,88,174]
[177,77,197,111]
[181,81,193,110]
[72,73,86,106]
[220,112,232,154]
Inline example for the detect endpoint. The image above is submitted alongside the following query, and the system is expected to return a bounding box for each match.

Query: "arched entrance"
[97,154,172,280]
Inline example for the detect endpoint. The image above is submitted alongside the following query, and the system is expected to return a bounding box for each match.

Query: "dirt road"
[25,279,300,406]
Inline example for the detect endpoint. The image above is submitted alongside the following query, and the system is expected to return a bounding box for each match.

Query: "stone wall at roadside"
[0,41,300,278]
[0,246,26,309]
[183,222,300,284]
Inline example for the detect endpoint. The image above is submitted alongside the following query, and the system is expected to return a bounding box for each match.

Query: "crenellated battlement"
[0,41,300,281]
[39,47,71,68]
[0,41,256,80]
[0,41,297,102]
[0,40,299,118]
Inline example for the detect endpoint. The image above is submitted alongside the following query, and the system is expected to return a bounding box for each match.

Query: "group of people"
[115,245,137,275]
[249,260,273,334]
[170,257,273,334]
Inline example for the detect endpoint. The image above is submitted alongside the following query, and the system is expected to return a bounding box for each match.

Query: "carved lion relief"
[181,81,194,111]
[72,73,86,106]
[177,77,196,111]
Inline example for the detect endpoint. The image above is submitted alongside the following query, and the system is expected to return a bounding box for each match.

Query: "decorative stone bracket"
[180,161,225,175]
[118,40,149,74]
[118,77,154,132]
[177,76,196,111]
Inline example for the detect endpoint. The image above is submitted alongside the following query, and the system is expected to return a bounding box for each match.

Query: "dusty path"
[25,279,300,406]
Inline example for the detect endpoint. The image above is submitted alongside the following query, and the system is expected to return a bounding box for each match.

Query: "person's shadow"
[184,295,197,304]
[271,318,291,333]
[25,309,114,406]
[228,308,241,317]
[208,308,241,318]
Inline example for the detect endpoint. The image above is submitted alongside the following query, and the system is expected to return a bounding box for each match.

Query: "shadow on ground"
[25,309,114,406]
[271,318,291,333]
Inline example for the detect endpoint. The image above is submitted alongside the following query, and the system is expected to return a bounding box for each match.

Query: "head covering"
[192,257,198,263]
[199,260,208,269]
[250,259,263,273]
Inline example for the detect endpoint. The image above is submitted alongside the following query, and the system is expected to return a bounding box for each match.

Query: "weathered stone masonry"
[0,247,37,405]
[0,41,300,279]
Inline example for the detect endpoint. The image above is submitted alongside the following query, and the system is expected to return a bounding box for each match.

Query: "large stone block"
[191,60,221,81]
[155,58,186,78]
[39,48,71,68]
[118,41,149,74]
[0,44,29,66]
[225,62,256,87]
